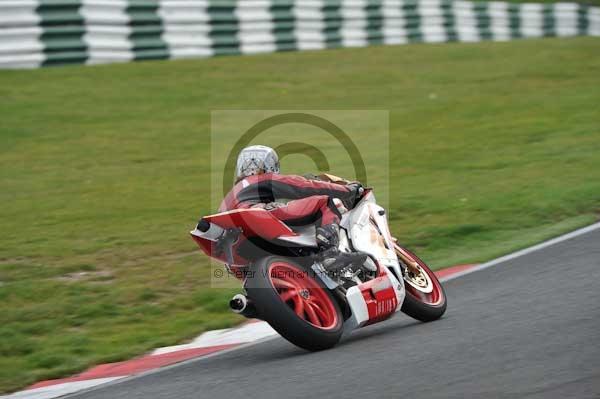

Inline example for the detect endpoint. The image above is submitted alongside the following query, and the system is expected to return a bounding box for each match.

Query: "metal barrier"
[1,0,598,68]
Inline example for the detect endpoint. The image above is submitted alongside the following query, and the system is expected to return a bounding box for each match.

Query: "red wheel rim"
[268,262,339,330]
[402,250,445,306]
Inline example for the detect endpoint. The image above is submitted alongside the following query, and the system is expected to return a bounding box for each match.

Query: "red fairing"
[358,273,398,325]
[190,236,248,266]
[205,208,296,240]
[190,208,298,268]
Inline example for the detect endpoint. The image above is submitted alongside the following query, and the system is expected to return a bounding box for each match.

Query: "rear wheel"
[399,248,447,322]
[245,256,343,351]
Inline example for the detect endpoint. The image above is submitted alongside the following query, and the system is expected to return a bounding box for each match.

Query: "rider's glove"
[347,182,364,206]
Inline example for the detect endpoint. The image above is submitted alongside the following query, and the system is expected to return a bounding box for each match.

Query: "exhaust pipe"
[191,218,225,241]
[229,294,248,313]
[229,294,257,319]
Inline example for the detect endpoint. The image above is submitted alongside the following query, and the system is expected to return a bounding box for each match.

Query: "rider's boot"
[315,224,340,251]
[315,224,369,272]
[315,224,342,271]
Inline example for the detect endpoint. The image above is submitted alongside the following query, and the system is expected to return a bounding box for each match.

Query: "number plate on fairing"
[344,271,403,330]
[359,275,398,324]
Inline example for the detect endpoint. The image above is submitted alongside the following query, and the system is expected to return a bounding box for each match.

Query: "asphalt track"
[70,227,600,399]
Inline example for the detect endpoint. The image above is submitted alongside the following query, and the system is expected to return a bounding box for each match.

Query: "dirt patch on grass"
[55,270,114,283]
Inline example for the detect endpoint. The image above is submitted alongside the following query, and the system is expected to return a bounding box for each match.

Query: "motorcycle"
[191,181,447,351]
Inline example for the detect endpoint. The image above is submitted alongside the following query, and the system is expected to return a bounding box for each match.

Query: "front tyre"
[245,256,343,351]
[399,248,447,322]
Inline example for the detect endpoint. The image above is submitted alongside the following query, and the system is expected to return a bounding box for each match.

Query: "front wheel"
[245,256,344,351]
[399,247,447,322]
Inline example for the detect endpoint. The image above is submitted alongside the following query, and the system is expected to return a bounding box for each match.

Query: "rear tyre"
[399,248,447,322]
[246,256,343,351]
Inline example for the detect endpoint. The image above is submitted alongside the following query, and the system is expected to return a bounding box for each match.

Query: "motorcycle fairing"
[345,270,403,329]
[341,192,406,329]
[192,192,407,332]
[191,208,317,266]
[203,208,296,240]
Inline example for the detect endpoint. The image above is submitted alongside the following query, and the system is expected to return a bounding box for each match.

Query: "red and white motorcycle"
[191,185,446,351]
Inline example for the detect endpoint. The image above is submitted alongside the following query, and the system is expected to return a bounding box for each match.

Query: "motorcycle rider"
[219,145,364,252]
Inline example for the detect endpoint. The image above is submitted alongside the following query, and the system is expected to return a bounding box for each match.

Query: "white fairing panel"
[345,285,370,329]
[385,266,406,312]
[343,194,399,270]
[342,192,406,311]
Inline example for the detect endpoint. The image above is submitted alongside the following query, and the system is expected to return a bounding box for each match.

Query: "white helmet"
[235,145,280,182]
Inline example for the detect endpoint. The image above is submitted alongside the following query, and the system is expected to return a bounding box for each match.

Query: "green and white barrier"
[1,0,599,69]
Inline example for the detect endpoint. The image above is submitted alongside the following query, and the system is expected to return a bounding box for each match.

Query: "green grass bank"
[0,36,599,392]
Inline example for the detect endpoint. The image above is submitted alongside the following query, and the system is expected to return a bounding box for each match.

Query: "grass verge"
[1,37,599,392]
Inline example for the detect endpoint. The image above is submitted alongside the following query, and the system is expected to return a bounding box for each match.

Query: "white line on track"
[6,220,600,399]
[60,337,279,399]
[3,378,124,399]
[439,221,600,282]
